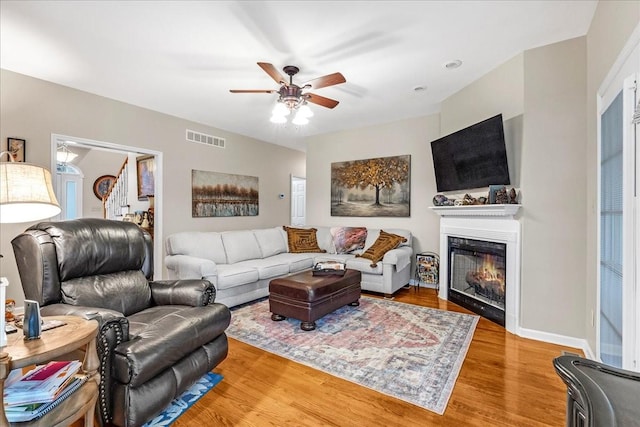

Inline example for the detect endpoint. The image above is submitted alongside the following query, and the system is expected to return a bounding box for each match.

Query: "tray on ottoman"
[269,269,361,331]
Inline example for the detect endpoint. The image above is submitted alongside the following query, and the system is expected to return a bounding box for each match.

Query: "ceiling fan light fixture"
[298,104,314,118]
[270,114,287,124]
[292,113,309,126]
[273,102,290,117]
[56,143,78,163]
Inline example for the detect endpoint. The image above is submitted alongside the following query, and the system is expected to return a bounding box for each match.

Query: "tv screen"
[431,114,510,192]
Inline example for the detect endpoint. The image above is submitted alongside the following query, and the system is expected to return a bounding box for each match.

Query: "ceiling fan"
[230,63,346,123]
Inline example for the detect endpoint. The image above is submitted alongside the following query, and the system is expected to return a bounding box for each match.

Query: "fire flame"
[477,255,505,294]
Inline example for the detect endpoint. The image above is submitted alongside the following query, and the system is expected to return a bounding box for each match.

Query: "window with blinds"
[600,90,623,367]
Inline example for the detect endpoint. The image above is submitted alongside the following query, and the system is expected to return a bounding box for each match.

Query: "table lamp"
[0,150,61,346]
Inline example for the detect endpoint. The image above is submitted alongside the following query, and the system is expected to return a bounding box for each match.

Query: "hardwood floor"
[169,287,578,427]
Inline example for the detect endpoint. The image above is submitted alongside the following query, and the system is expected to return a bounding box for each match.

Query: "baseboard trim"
[518,327,596,360]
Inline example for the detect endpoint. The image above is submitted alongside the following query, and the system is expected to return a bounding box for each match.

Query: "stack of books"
[3,360,87,422]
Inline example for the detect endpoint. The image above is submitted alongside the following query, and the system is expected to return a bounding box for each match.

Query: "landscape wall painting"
[331,155,410,217]
[192,170,259,217]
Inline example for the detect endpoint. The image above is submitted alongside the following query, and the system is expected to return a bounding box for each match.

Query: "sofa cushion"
[314,227,335,253]
[222,230,262,264]
[330,227,368,254]
[356,230,407,268]
[268,253,316,273]
[253,227,288,258]
[240,258,290,280]
[215,264,259,290]
[283,226,326,253]
[165,232,227,264]
[61,270,151,316]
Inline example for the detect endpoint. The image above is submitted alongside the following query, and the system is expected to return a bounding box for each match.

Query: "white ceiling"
[0,1,597,152]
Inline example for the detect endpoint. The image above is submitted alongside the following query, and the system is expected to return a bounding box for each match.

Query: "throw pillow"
[330,227,368,254]
[356,230,407,267]
[283,226,326,253]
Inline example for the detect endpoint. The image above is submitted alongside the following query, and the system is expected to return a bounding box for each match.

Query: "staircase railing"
[103,157,129,219]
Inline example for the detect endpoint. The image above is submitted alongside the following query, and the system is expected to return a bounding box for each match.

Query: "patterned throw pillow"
[356,230,407,267]
[283,226,326,253]
[331,227,368,254]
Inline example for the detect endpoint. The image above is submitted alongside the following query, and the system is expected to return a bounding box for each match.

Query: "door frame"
[596,22,640,370]
[50,134,164,278]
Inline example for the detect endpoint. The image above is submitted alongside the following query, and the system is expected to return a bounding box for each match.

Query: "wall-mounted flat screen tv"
[431,114,510,192]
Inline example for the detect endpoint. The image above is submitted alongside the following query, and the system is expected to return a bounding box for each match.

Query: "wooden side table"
[0,316,100,427]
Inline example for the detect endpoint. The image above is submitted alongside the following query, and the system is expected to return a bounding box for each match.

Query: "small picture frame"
[136,155,155,201]
[93,175,116,200]
[7,138,25,162]
[488,185,505,204]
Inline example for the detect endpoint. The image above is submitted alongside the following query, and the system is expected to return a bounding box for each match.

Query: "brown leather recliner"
[11,218,231,427]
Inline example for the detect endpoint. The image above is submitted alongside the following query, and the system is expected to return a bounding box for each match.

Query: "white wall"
[305,115,441,259]
[0,69,306,306]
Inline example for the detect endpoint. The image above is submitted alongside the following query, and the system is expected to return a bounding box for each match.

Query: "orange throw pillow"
[356,230,407,267]
[283,226,326,253]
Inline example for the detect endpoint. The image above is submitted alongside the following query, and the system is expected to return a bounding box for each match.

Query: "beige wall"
[0,69,306,305]
[520,37,587,337]
[441,53,524,135]
[305,115,442,259]
[585,2,640,352]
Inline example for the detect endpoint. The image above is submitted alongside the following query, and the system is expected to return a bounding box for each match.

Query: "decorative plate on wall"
[93,175,116,200]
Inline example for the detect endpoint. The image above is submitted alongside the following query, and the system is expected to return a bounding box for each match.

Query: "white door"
[291,176,306,226]
[55,163,84,220]
[597,30,639,370]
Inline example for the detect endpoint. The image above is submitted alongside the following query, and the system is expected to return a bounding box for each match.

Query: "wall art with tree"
[331,155,410,217]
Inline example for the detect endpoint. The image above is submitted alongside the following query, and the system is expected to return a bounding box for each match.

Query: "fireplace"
[430,204,521,334]
[448,236,506,326]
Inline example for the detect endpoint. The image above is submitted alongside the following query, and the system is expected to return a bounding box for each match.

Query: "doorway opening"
[50,134,164,278]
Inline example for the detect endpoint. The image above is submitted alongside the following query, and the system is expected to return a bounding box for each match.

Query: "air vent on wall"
[186,129,225,148]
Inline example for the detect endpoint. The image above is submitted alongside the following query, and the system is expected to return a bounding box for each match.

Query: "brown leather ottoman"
[269,269,361,331]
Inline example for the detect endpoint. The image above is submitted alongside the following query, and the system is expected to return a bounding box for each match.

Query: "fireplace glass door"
[448,236,506,326]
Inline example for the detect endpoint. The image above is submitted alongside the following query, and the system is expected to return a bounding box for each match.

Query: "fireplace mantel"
[429,204,521,218]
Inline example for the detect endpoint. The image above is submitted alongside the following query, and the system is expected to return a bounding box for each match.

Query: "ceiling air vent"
[186,129,225,148]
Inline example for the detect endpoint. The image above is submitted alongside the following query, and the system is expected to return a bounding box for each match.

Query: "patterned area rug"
[227,297,478,415]
[142,372,223,426]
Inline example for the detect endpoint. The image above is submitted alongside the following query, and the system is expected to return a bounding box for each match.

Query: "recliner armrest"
[150,279,216,306]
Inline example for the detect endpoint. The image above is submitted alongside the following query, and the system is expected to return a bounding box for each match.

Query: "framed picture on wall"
[93,175,116,200]
[7,138,25,162]
[136,155,155,200]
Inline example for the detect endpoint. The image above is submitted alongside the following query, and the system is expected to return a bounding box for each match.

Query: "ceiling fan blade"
[257,62,286,85]
[306,93,340,109]
[229,89,277,93]
[303,72,346,90]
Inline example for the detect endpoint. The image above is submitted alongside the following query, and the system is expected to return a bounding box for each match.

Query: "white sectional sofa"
[165,226,413,308]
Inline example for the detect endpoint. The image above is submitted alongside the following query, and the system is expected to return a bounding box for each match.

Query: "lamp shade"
[0,161,61,223]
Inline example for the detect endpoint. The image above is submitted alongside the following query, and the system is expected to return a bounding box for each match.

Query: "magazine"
[5,375,89,422]
[4,360,82,406]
